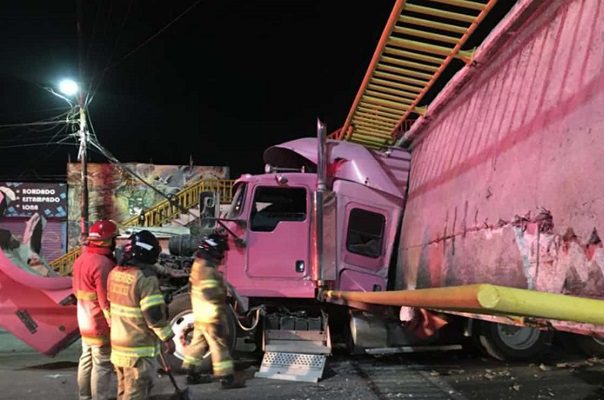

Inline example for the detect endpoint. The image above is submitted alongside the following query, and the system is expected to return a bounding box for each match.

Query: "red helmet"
[88,220,118,241]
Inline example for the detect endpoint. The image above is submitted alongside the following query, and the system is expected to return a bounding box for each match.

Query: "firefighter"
[107,230,175,400]
[182,232,245,389]
[72,219,118,400]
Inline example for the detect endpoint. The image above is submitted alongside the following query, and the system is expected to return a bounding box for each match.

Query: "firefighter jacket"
[189,257,227,325]
[72,245,116,346]
[107,261,174,367]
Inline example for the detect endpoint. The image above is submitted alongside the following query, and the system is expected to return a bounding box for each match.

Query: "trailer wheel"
[475,321,552,361]
[167,293,237,374]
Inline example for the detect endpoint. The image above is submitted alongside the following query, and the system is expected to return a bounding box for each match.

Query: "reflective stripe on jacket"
[108,263,174,367]
[72,246,115,345]
[189,258,227,324]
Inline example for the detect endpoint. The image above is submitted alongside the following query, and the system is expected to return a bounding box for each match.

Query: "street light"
[58,79,79,97]
[57,78,89,241]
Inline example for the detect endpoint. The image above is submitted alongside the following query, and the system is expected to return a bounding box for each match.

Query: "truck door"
[246,186,309,279]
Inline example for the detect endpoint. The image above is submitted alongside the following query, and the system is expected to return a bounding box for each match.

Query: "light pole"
[58,78,89,241]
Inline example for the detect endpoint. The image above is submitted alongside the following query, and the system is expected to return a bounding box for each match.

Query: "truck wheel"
[167,293,238,374]
[474,321,552,361]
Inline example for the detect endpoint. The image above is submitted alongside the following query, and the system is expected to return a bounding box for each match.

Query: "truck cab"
[219,138,410,302]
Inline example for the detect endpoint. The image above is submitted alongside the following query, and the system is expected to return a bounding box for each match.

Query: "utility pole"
[77,0,89,241]
[78,95,89,241]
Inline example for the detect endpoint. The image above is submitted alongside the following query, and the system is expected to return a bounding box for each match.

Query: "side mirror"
[200,191,219,229]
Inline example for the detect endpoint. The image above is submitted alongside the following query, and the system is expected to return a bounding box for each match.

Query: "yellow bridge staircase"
[49,179,234,276]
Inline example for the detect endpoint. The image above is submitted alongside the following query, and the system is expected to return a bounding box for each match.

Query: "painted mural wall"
[67,162,228,249]
[399,0,604,301]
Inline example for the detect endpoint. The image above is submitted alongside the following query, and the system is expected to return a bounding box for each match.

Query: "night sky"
[0,1,394,181]
[0,1,515,182]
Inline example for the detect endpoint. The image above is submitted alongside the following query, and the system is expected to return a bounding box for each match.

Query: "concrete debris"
[538,364,552,371]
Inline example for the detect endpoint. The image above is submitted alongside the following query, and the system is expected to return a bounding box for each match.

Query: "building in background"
[0,181,68,262]
[67,162,229,249]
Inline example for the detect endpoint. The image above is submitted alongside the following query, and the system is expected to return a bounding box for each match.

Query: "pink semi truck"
[169,0,604,366]
[2,0,604,367]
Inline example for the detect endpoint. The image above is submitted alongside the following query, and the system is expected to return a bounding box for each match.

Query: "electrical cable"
[103,0,202,71]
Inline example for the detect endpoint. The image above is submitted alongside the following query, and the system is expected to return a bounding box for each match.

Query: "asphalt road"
[1,331,603,400]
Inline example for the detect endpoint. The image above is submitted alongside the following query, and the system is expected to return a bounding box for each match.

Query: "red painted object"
[0,251,79,356]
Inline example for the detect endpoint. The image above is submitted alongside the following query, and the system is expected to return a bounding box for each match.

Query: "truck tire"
[167,293,237,374]
[474,321,553,361]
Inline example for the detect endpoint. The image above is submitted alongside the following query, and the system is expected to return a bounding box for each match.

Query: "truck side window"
[346,208,385,258]
[251,187,306,232]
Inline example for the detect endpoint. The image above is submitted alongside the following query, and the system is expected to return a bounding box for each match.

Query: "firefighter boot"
[220,373,246,390]
[186,371,213,385]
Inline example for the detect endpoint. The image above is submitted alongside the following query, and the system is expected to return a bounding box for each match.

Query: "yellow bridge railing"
[50,179,235,276]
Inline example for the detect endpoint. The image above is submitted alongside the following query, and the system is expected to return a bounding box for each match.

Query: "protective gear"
[88,220,118,241]
[73,246,116,345]
[128,230,161,264]
[195,232,229,263]
[77,342,112,400]
[72,244,116,400]
[114,357,157,400]
[107,261,174,399]
[186,372,213,385]
[220,373,246,390]
[182,256,236,380]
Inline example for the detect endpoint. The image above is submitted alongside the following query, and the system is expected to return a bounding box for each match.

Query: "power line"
[105,0,202,70]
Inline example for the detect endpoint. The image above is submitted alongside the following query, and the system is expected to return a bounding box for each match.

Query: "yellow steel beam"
[340,0,497,144]
[393,0,498,131]
[374,70,426,87]
[359,101,407,116]
[339,0,409,140]
[353,126,392,141]
[324,284,604,326]
[376,63,434,80]
[352,123,397,137]
[383,46,445,66]
[389,37,455,58]
[355,118,398,130]
[362,95,412,109]
[356,110,401,123]
[354,117,396,130]
[366,90,417,105]
[392,26,461,45]
[350,136,391,147]
[358,105,403,119]
[350,133,390,143]
[372,77,423,93]
[398,15,468,35]
[428,0,486,11]
[380,55,439,73]
[403,3,476,23]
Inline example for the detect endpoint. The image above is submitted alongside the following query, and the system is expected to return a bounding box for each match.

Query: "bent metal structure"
[332,0,604,340]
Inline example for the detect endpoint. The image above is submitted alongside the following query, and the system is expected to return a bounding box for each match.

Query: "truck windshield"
[226,183,246,218]
[251,187,307,232]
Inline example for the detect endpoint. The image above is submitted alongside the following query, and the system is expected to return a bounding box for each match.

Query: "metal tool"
[158,351,191,400]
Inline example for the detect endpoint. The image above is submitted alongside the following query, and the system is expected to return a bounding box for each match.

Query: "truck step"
[254,351,327,383]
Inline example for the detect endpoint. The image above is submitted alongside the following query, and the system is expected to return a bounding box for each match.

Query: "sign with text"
[0,182,67,218]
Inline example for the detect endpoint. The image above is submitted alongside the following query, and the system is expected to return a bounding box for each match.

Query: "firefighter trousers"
[182,317,234,377]
[115,357,156,400]
[77,342,113,400]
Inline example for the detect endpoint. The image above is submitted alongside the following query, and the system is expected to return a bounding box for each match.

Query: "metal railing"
[339,0,498,148]
[49,178,235,276]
